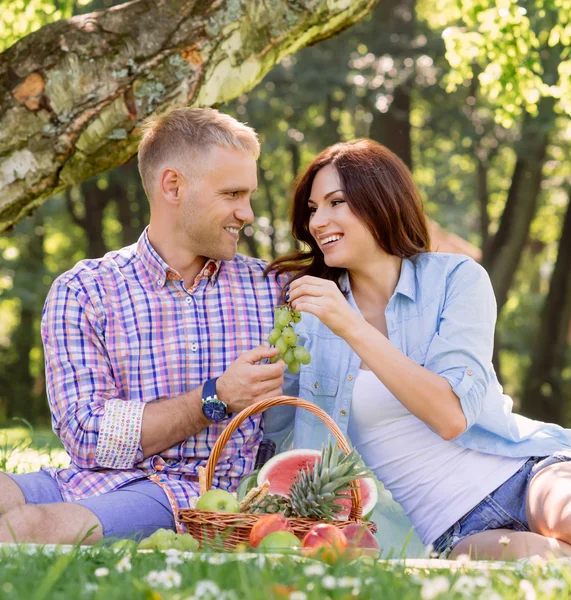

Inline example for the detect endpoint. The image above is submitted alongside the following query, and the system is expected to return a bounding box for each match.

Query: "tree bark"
[482,104,553,315]
[520,193,571,425]
[0,0,377,233]
[368,0,414,169]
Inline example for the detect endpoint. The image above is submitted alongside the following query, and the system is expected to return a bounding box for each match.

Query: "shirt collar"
[137,227,221,290]
[338,257,417,302]
[394,257,416,301]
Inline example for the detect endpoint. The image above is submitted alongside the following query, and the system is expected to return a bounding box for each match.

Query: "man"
[0,108,287,544]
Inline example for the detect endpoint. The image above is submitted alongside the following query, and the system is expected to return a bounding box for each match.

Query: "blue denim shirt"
[266,252,571,456]
[264,253,571,555]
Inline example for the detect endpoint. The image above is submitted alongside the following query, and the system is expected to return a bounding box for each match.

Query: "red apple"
[302,523,348,563]
[249,514,293,548]
[342,523,380,559]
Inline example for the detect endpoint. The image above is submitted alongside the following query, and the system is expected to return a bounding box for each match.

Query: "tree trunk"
[482,104,553,315]
[368,0,414,169]
[520,193,571,425]
[0,0,377,233]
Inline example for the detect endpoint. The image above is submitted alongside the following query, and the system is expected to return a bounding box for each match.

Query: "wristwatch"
[201,377,229,422]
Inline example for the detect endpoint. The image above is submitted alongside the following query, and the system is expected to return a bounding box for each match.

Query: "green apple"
[195,489,240,513]
[258,531,301,551]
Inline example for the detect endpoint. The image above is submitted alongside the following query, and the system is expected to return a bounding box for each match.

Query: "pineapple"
[288,441,371,520]
[248,493,294,517]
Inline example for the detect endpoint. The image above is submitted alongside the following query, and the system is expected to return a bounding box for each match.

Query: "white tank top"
[348,368,527,545]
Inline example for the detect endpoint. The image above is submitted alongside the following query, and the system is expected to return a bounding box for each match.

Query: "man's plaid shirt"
[41,228,283,529]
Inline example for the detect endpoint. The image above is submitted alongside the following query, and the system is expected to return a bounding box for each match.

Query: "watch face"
[203,399,227,422]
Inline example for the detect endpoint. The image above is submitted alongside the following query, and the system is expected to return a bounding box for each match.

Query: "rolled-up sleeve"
[423,259,497,432]
[41,279,144,470]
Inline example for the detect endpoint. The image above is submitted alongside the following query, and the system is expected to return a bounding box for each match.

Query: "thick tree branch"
[0,0,377,232]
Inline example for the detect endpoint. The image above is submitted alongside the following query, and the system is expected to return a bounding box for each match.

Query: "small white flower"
[206,554,226,565]
[166,553,184,567]
[305,583,315,591]
[194,580,220,598]
[337,577,360,589]
[421,576,450,600]
[145,569,182,589]
[453,575,477,594]
[475,576,489,587]
[498,535,511,546]
[289,592,307,600]
[322,575,337,590]
[85,583,98,592]
[303,564,325,577]
[115,555,132,573]
[539,578,566,595]
[519,579,537,600]
[94,568,109,577]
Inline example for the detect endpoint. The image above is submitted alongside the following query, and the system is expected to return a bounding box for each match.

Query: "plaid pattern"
[41,228,283,527]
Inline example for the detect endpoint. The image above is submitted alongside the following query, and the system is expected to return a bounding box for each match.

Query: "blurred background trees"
[0,0,569,426]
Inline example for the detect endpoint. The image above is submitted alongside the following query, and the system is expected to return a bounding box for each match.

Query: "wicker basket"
[178,395,377,550]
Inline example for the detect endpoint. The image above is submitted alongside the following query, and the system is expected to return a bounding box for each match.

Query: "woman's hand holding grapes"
[287,275,360,339]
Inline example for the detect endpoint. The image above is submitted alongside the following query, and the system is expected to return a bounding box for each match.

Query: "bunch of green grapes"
[267,305,311,374]
[136,528,199,551]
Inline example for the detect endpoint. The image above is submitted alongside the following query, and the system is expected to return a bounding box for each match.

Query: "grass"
[0,425,569,599]
[0,421,68,473]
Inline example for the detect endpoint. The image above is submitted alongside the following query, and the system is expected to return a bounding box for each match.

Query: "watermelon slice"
[257,449,378,520]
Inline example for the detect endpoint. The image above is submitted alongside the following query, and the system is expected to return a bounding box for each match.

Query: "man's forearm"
[140,385,211,458]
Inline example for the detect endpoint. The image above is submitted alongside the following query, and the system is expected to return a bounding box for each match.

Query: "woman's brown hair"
[265,139,430,294]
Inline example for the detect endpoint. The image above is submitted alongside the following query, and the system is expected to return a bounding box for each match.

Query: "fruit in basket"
[236,471,259,502]
[302,523,348,563]
[249,514,293,548]
[258,531,301,551]
[342,523,380,558]
[253,441,375,521]
[196,489,240,513]
[268,304,311,373]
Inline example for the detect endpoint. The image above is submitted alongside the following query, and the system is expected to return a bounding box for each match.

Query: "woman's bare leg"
[448,528,571,560]
[527,462,571,542]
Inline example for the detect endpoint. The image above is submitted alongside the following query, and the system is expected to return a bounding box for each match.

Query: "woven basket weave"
[178,395,377,550]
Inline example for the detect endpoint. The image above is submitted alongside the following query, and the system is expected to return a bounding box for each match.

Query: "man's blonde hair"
[138,107,260,200]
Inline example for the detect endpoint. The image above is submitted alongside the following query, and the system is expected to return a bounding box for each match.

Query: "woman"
[265,139,571,560]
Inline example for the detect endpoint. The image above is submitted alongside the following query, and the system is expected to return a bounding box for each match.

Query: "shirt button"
[156,279,163,286]
[314,382,319,389]
[348,375,353,381]
[467,369,473,376]
[185,297,192,304]
[191,343,199,352]
[340,410,347,416]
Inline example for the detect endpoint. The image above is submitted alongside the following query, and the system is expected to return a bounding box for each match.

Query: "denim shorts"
[4,471,175,540]
[432,452,571,557]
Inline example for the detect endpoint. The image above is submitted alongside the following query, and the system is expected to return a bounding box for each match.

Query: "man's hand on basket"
[216,345,286,413]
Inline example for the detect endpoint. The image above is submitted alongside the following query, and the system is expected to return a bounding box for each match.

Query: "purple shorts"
[4,471,175,541]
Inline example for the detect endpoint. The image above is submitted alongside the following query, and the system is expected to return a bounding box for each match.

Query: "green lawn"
[0,425,569,599]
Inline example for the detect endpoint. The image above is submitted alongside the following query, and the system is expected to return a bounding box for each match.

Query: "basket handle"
[203,395,364,521]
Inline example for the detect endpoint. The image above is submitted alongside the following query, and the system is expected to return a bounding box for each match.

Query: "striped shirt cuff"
[96,400,145,469]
